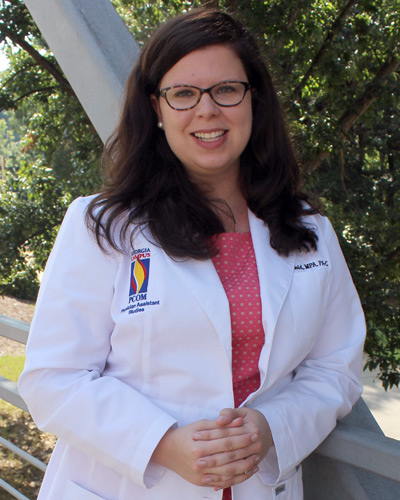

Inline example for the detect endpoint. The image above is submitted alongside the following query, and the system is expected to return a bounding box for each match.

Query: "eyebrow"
[162,79,244,87]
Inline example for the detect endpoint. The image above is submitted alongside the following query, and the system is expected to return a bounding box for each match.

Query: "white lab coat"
[18,196,365,500]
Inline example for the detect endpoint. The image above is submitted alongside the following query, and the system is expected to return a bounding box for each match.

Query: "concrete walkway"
[361,363,400,440]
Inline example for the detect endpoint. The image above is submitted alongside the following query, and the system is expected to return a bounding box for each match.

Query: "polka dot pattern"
[212,232,265,500]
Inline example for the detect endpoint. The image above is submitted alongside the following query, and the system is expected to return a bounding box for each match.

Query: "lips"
[192,130,226,143]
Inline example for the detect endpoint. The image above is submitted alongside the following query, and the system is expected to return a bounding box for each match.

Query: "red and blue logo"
[129,249,150,296]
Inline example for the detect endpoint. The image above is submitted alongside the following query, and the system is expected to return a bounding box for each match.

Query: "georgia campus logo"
[129,248,150,297]
[121,247,159,315]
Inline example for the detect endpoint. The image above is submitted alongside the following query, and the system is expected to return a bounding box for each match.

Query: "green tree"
[0,0,102,299]
[210,0,399,389]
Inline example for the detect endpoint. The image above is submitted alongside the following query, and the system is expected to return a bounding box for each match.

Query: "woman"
[18,9,365,500]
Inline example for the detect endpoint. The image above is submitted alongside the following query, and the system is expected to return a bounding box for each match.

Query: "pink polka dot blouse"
[211,232,265,500]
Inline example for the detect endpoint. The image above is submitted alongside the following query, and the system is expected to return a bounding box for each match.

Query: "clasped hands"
[151,407,273,490]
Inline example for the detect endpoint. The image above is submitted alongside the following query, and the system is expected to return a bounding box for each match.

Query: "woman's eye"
[216,85,236,94]
[172,88,196,99]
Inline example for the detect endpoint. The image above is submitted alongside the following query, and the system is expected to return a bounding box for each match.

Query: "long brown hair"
[86,9,318,257]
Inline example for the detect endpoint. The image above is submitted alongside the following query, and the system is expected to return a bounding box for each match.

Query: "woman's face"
[151,45,252,186]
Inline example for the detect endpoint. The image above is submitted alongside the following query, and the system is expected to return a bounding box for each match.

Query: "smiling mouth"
[192,130,227,143]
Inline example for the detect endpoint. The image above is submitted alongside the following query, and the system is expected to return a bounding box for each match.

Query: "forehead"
[159,45,247,87]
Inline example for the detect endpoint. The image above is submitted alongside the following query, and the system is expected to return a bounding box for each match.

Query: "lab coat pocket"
[273,465,303,499]
[64,481,110,500]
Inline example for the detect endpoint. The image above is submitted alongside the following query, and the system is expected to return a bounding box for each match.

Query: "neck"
[199,175,250,233]
[219,197,249,233]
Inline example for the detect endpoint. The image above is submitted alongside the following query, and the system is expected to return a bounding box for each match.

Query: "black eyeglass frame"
[157,80,252,110]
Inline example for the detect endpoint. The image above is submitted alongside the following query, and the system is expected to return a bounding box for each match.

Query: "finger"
[194,418,224,431]
[203,453,259,476]
[216,408,241,426]
[193,424,249,442]
[212,467,258,490]
[227,416,244,428]
[197,447,248,470]
[202,464,259,488]
[198,431,258,458]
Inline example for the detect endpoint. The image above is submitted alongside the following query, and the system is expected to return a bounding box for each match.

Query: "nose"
[195,91,220,118]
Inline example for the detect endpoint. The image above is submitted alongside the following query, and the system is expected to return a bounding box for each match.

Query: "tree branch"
[3,29,76,98]
[304,54,400,172]
[0,86,57,112]
[2,27,99,137]
[13,86,58,104]
[272,0,306,54]
[338,55,400,134]
[0,63,35,92]
[386,245,400,263]
[294,0,359,97]
[200,0,220,7]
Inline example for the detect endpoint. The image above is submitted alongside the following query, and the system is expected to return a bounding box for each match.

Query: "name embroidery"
[295,260,329,271]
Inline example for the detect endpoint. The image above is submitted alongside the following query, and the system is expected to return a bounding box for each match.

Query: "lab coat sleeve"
[17,197,177,488]
[254,215,365,484]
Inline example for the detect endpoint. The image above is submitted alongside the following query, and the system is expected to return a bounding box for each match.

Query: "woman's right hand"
[150,418,260,489]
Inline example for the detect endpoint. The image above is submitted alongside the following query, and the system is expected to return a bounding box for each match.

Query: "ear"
[150,94,163,123]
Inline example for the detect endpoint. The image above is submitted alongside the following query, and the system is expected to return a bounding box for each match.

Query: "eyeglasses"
[157,81,251,110]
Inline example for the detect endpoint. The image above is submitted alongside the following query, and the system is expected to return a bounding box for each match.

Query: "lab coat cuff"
[256,404,295,484]
[136,417,178,488]
[257,445,279,485]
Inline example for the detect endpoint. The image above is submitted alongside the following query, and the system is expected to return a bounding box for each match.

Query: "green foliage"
[0,0,399,387]
[112,0,203,45]
[218,0,400,388]
[0,0,102,299]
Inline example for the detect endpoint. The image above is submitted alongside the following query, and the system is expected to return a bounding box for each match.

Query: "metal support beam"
[0,376,28,411]
[0,478,30,500]
[0,436,47,472]
[0,315,29,344]
[23,0,140,143]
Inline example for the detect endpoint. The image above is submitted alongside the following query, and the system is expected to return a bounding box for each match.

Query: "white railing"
[1,314,400,499]
[0,314,46,500]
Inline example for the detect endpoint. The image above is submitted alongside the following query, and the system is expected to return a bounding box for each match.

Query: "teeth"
[194,130,225,142]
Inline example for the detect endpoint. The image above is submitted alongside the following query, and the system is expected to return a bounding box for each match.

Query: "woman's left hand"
[192,407,273,489]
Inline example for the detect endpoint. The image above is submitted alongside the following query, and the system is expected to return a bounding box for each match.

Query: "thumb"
[216,408,244,427]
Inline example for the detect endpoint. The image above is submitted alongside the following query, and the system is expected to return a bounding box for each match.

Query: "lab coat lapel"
[163,251,232,361]
[249,211,295,382]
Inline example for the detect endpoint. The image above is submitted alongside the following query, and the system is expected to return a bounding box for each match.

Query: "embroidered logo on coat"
[120,248,160,315]
[129,253,150,295]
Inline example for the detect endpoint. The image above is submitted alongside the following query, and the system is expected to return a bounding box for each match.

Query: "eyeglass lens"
[165,82,247,110]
